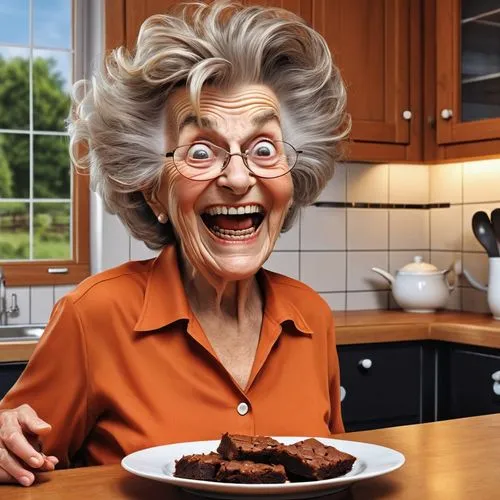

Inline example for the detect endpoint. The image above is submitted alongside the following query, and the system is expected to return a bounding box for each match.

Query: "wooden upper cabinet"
[312,0,411,145]
[436,0,500,145]
[123,0,311,50]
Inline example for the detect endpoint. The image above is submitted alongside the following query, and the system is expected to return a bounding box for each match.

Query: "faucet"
[0,267,19,326]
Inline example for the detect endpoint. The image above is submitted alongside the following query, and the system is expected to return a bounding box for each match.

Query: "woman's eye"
[187,143,214,160]
[251,140,277,158]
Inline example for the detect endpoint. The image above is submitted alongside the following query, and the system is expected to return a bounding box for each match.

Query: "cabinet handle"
[440,109,453,120]
[340,385,346,402]
[402,110,412,120]
[358,358,373,370]
[492,371,500,396]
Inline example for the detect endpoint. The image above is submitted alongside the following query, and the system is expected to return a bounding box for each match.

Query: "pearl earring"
[157,213,168,224]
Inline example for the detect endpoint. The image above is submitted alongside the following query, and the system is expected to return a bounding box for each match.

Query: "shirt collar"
[134,244,313,336]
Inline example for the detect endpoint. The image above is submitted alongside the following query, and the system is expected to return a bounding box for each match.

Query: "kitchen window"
[0,0,90,286]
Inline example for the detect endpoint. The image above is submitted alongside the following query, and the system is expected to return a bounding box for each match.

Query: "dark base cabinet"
[338,342,434,432]
[437,343,500,420]
[0,362,27,400]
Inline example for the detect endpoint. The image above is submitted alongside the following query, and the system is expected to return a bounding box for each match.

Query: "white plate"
[121,437,405,500]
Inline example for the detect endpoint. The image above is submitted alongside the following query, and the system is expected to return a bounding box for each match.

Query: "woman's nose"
[216,154,256,194]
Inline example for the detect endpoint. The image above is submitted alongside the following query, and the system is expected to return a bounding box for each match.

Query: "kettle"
[372,256,458,313]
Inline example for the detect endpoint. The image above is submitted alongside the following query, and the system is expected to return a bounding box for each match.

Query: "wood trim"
[0,342,37,363]
[106,0,126,49]
[344,140,407,162]
[1,169,90,287]
[336,324,429,345]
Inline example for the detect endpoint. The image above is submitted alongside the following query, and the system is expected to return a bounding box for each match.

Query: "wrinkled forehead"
[165,84,282,136]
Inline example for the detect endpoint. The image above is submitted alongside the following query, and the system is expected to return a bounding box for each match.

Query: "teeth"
[204,205,263,216]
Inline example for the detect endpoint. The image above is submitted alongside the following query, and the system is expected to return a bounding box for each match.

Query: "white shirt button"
[237,402,249,416]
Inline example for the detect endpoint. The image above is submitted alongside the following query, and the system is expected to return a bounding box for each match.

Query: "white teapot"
[372,256,458,313]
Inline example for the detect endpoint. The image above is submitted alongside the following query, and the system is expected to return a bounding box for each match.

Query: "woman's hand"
[0,404,59,486]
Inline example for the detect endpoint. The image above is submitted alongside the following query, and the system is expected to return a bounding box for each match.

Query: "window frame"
[0,0,91,286]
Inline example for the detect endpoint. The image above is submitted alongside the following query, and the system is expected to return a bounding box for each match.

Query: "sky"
[0,0,72,90]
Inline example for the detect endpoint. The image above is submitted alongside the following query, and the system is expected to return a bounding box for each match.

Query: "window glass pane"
[0,201,29,260]
[34,135,71,198]
[0,47,30,130]
[0,133,30,199]
[33,202,71,259]
[461,0,500,122]
[0,0,29,45]
[33,50,72,132]
[33,0,72,49]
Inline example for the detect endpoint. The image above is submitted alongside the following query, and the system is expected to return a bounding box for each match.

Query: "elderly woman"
[0,0,349,487]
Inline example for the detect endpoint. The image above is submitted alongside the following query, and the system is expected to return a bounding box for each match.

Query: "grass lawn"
[0,231,70,260]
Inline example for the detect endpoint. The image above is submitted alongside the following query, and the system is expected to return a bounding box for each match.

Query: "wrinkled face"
[151,84,294,282]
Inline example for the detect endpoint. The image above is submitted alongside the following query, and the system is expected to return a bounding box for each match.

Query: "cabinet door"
[436,0,500,144]
[0,363,27,400]
[449,348,500,418]
[124,0,312,50]
[338,343,421,431]
[312,0,411,144]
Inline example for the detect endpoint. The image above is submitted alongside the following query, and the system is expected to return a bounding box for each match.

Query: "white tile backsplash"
[462,287,490,314]
[347,251,389,291]
[300,207,346,250]
[347,291,389,310]
[300,252,346,292]
[389,210,430,250]
[463,159,500,204]
[274,218,300,251]
[430,206,462,251]
[429,162,463,204]
[462,252,489,288]
[316,163,347,202]
[264,251,300,280]
[389,164,429,204]
[347,163,388,203]
[320,292,346,311]
[30,286,54,325]
[130,237,160,261]
[347,209,389,250]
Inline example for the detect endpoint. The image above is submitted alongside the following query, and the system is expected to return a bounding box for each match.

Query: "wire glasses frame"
[165,140,302,181]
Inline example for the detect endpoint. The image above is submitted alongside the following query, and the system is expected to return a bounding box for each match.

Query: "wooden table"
[2,414,499,499]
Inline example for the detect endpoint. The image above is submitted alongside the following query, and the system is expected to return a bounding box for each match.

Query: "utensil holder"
[463,257,500,320]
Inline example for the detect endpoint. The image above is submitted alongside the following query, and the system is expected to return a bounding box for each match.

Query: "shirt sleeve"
[0,296,92,467]
[327,314,345,434]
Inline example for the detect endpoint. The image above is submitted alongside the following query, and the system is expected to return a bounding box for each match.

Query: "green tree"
[0,139,13,198]
[0,55,71,199]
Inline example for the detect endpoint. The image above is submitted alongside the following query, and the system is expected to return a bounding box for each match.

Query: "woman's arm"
[0,295,92,483]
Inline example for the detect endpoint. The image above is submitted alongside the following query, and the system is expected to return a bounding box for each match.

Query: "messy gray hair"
[69,0,350,249]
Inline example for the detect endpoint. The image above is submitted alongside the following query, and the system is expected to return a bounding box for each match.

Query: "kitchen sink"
[0,325,44,342]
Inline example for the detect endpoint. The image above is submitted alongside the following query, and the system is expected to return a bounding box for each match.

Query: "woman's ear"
[143,191,168,224]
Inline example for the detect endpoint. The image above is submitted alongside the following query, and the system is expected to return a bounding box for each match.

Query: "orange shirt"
[0,245,344,467]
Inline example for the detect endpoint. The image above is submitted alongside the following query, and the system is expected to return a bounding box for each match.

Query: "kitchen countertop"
[1,311,499,363]
[2,413,499,499]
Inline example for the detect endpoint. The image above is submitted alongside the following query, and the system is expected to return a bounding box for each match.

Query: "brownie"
[217,433,281,462]
[276,438,356,480]
[174,452,224,481]
[215,460,287,484]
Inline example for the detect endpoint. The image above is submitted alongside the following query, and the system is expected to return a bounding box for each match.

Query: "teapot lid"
[399,256,439,274]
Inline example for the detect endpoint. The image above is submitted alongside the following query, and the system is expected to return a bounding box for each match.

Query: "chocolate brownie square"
[276,438,356,480]
[174,452,224,481]
[215,460,287,484]
[217,433,281,462]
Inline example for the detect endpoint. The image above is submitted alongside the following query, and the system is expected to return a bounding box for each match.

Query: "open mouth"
[200,204,265,241]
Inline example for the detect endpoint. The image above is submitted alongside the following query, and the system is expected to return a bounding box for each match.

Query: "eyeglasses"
[165,139,302,181]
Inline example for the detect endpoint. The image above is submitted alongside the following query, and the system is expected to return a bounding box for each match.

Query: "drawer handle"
[493,371,500,396]
[358,359,373,370]
[340,386,346,402]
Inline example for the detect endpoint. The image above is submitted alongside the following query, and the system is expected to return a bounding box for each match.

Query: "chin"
[210,255,266,281]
